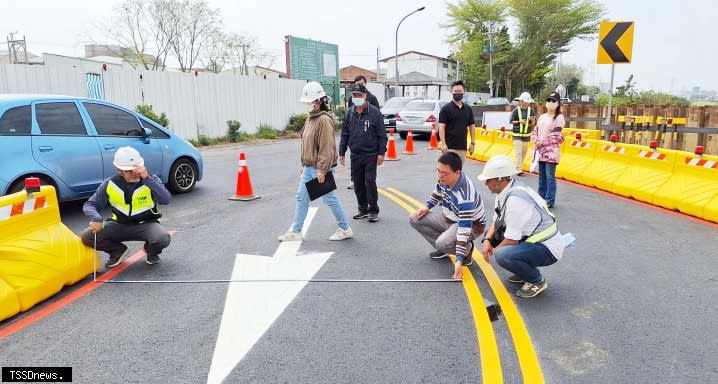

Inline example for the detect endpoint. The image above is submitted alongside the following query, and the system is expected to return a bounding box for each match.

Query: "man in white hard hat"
[478,155,564,298]
[81,146,172,267]
[410,152,486,280]
[510,92,536,175]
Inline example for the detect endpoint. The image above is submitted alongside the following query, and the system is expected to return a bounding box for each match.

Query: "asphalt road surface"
[1,137,717,383]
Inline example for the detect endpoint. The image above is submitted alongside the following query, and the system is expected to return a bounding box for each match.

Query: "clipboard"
[305,171,336,201]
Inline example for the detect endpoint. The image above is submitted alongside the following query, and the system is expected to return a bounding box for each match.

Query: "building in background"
[381,51,460,84]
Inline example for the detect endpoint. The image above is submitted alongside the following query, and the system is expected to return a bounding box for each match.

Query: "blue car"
[0,94,203,201]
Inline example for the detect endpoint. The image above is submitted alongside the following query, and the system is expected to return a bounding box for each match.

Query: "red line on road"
[0,231,176,340]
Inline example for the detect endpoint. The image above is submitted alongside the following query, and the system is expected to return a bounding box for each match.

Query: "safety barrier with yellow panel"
[482,130,514,161]
[468,127,495,162]
[562,128,601,141]
[653,147,718,222]
[0,184,98,321]
[610,141,679,203]
[521,142,535,172]
[556,137,600,182]
[578,139,644,192]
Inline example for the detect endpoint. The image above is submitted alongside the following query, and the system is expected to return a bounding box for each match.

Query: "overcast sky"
[1,0,714,95]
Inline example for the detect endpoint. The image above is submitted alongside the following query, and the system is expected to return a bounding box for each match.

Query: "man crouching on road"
[409,152,486,280]
[478,155,564,298]
[81,146,171,268]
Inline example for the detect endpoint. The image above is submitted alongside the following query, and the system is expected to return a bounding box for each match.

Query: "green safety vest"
[106,176,162,224]
[514,107,533,137]
[496,182,557,244]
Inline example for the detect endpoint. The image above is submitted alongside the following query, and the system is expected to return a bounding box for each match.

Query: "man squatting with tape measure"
[80,146,172,268]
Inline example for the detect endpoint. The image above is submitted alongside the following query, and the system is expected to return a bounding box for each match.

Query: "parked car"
[380,96,422,131]
[0,94,203,202]
[394,100,448,139]
[561,97,573,104]
[486,97,510,106]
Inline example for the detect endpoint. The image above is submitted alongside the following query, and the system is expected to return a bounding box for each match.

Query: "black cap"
[350,84,368,94]
[546,92,560,102]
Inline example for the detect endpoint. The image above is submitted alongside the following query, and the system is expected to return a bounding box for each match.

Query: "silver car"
[394,100,447,139]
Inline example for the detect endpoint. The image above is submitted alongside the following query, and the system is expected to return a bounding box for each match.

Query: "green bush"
[136,104,169,127]
[197,135,211,146]
[226,120,241,142]
[256,124,279,139]
[335,106,346,118]
[285,113,308,132]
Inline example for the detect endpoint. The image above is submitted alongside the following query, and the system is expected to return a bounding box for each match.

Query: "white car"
[394,100,448,139]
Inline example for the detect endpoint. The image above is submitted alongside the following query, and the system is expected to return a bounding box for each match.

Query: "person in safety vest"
[478,155,564,298]
[81,146,171,268]
[510,91,536,175]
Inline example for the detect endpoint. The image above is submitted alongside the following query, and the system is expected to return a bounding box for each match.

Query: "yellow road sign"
[597,21,634,64]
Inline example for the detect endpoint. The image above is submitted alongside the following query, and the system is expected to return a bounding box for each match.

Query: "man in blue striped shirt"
[410,152,487,280]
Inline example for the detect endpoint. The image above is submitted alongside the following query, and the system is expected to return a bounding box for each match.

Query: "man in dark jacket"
[81,146,172,267]
[339,84,387,223]
[347,75,380,108]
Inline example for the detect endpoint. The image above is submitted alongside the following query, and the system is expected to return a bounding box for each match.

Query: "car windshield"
[383,98,416,109]
[404,102,436,111]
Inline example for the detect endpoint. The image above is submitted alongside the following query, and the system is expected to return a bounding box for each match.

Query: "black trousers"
[350,153,379,214]
[81,220,171,258]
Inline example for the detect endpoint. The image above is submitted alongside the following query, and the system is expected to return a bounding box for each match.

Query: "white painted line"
[207,207,328,384]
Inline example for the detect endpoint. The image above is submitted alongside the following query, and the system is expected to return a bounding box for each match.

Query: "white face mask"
[352,97,366,107]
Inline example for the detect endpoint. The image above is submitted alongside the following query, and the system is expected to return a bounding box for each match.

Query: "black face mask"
[452,93,464,101]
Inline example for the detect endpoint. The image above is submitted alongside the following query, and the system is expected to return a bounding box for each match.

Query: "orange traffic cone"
[403,129,416,155]
[229,152,260,201]
[428,124,439,150]
[385,128,400,161]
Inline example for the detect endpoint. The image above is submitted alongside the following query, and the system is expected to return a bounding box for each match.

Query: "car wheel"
[168,158,197,194]
[8,175,54,194]
[399,132,407,140]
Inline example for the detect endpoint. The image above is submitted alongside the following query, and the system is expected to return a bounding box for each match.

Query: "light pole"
[486,25,496,97]
[395,6,426,96]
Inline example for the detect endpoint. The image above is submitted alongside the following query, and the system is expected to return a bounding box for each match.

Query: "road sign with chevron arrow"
[597,21,634,64]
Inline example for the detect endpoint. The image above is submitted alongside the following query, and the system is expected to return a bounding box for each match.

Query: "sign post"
[597,21,634,126]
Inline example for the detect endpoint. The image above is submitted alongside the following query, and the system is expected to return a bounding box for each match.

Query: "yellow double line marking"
[379,187,544,384]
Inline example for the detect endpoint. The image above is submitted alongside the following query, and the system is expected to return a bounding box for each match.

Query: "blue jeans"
[494,242,557,284]
[291,166,349,232]
[538,161,557,206]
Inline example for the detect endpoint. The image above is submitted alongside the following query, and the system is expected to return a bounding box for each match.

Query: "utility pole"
[6,32,28,64]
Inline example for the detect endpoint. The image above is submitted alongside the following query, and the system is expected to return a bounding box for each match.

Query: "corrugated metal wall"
[0,64,307,139]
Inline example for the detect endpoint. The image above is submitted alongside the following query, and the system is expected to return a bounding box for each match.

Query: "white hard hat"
[518,92,533,103]
[477,155,516,180]
[113,146,144,170]
[300,81,326,103]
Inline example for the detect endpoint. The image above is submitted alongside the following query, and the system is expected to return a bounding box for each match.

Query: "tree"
[211,33,277,76]
[168,0,223,72]
[444,0,605,98]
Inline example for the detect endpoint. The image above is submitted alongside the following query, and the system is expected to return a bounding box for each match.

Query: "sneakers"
[429,250,448,259]
[146,253,161,265]
[277,231,302,242]
[353,212,369,220]
[368,213,379,222]
[329,227,353,241]
[347,182,354,189]
[516,279,548,298]
[105,248,130,268]
[462,241,474,266]
[507,274,525,284]
[517,171,525,176]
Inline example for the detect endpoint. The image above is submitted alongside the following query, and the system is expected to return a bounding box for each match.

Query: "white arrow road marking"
[207,207,331,384]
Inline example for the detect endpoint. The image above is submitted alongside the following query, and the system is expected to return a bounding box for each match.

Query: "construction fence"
[0,64,308,140]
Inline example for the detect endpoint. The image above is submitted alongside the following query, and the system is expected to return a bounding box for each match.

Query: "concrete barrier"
[0,185,98,321]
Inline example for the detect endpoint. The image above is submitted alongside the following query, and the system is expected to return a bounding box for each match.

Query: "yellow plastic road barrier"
[469,128,495,162]
[0,186,98,321]
[704,193,718,224]
[482,130,514,161]
[562,128,601,141]
[611,147,679,202]
[521,142,535,172]
[653,153,718,221]
[556,138,599,182]
[578,141,643,191]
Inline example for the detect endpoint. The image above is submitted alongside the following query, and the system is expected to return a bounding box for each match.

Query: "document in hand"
[305,171,336,201]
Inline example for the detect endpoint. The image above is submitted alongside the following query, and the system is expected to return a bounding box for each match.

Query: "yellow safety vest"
[106,176,161,224]
[514,107,533,137]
